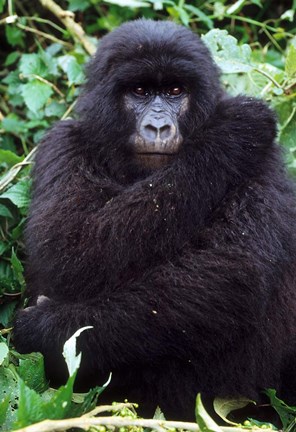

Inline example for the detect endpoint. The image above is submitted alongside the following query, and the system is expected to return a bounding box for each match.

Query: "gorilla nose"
[141,117,175,142]
[143,123,173,141]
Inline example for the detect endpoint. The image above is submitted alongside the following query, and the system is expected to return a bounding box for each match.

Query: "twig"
[16,22,72,47]
[0,147,37,192]
[22,74,65,98]
[82,402,138,417]
[38,0,96,55]
[13,415,246,432]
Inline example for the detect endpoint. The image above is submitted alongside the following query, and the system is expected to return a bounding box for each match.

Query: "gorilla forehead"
[86,19,218,88]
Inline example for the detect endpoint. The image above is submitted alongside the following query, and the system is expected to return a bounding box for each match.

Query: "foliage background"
[0,0,295,429]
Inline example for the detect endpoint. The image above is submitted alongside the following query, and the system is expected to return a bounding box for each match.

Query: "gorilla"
[13,19,296,421]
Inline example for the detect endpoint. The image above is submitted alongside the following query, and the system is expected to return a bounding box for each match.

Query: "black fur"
[13,20,296,420]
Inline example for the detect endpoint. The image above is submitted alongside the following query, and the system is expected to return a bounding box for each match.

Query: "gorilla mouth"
[136,152,177,156]
[135,152,177,169]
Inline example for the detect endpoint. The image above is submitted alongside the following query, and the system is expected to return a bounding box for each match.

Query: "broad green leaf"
[45,101,67,118]
[21,80,53,113]
[1,116,27,134]
[213,397,255,425]
[195,394,222,432]
[0,343,9,365]
[19,53,47,77]
[0,367,19,430]
[266,389,296,429]
[1,179,31,210]
[202,29,253,73]
[0,149,23,167]
[14,379,45,428]
[18,353,48,393]
[58,55,85,85]
[0,395,10,426]
[285,40,296,78]
[63,326,93,377]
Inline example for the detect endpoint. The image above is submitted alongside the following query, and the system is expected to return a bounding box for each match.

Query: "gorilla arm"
[25,97,276,299]
[14,178,288,390]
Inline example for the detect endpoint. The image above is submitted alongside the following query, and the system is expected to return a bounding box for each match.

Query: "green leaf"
[226,0,246,15]
[58,55,85,85]
[174,6,190,26]
[0,301,18,327]
[0,395,10,426]
[21,80,53,113]
[0,367,19,430]
[195,394,223,432]
[0,0,6,13]
[0,342,9,365]
[184,5,213,29]
[10,249,25,289]
[67,0,90,11]
[14,379,45,428]
[153,406,166,420]
[0,149,23,167]
[103,0,150,6]
[1,116,27,134]
[18,353,48,393]
[266,389,296,429]
[45,101,67,118]
[202,29,253,73]
[1,179,31,210]
[0,204,13,219]
[285,40,296,78]
[19,53,47,77]
[4,51,20,66]
[63,326,93,377]
[5,25,24,48]
[213,397,255,425]
[281,9,295,22]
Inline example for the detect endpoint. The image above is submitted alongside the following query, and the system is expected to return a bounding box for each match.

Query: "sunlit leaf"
[63,326,93,377]
[21,80,53,113]
[213,397,255,425]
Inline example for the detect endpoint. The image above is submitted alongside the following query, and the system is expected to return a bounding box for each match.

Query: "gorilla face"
[124,83,189,169]
[76,19,223,179]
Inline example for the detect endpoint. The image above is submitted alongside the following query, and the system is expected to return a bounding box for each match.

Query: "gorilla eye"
[133,87,148,96]
[167,87,183,96]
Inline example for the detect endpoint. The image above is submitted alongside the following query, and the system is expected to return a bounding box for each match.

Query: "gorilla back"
[13,19,296,420]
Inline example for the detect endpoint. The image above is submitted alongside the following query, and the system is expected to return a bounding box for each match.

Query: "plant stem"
[38,0,96,55]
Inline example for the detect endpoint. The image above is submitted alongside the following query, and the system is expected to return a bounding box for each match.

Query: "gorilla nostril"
[143,124,158,141]
[159,125,173,140]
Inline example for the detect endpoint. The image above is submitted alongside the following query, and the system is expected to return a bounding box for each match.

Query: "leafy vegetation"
[0,0,296,430]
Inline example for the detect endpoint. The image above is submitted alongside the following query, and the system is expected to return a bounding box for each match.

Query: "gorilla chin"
[135,152,177,169]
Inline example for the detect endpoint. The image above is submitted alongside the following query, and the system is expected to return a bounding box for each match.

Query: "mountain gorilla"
[13,19,296,420]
